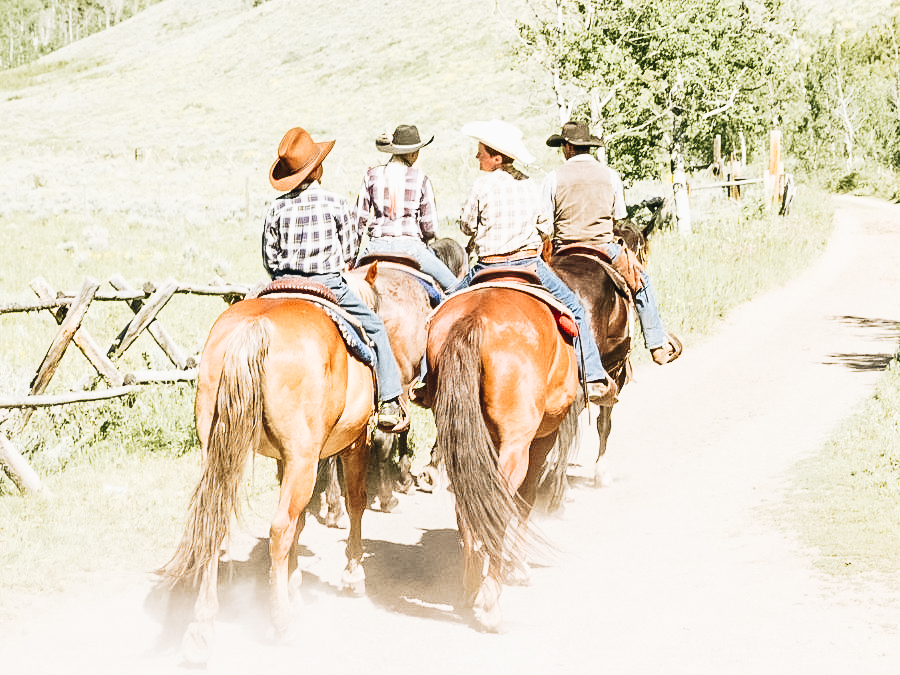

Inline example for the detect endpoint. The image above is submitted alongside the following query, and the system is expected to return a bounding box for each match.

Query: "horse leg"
[395,428,415,494]
[415,441,441,493]
[370,428,399,512]
[324,456,347,528]
[458,515,486,608]
[181,554,219,665]
[594,405,614,487]
[473,558,504,633]
[269,457,316,639]
[339,430,370,595]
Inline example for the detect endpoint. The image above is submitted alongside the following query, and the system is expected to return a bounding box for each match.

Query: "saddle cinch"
[254,276,377,367]
[458,264,579,340]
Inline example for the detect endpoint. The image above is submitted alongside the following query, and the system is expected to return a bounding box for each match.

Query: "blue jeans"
[303,272,402,402]
[450,257,609,383]
[359,236,459,291]
[600,242,667,349]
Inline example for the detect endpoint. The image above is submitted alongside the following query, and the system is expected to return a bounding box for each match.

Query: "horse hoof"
[593,456,613,488]
[325,512,349,529]
[342,564,366,596]
[473,579,503,633]
[416,466,439,493]
[379,494,399,512]
[503,562,532,586]
[182,620,214,665]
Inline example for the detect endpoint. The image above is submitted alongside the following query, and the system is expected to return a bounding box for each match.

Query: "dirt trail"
[4,195,900,673]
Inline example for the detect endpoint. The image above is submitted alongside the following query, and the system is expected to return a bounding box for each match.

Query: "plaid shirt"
[262,181,360,276]
[459,168,547,257]
[353,161,438,239]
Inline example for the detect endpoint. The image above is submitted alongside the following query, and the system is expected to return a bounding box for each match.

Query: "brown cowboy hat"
[546,120,603,148]
[269,127,335,192]
[376,124,434,154]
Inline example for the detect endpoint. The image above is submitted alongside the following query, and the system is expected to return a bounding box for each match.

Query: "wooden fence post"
[108,274,190,369]
[30,277,125,386]
[0,432,50,496]
[107,277,178,360]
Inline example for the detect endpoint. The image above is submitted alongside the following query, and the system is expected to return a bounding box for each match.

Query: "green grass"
[649,188,834,345]
[786,353,900,576]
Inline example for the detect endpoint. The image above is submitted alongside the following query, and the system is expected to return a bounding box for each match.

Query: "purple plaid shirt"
[262,181,360,276]
[353,161,438,239]
[459,168,547,257]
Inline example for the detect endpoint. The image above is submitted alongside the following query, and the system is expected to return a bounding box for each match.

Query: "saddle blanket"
[437,281,578,339]
[257,292,376,368]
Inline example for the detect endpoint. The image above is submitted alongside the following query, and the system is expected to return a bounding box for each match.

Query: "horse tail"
[434,314,522,566]
[158,318,270,587]
[541,390,584,513]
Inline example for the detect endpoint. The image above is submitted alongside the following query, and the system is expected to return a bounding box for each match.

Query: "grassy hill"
[0,0,557,272]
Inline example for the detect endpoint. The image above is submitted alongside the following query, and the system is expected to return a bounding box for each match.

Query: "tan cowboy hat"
[546,120,603,148]
[269,127,335,192]
[461,119,535,164]
[376,124,434,154]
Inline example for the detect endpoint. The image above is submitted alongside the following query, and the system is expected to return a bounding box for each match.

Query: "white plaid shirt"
[262,181,360,276]
[459,168,548,257]
[353,161,438,239]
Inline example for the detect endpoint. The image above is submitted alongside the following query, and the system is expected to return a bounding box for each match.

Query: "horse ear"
[364,261,378,286]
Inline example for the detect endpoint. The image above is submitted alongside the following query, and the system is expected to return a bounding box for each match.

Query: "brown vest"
[553,158,616,244]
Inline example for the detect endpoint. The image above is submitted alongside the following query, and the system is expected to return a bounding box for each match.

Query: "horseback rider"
[542,121,681,365]
[353,124,459,291]
[262,126,408,431]
[449,119,616,405]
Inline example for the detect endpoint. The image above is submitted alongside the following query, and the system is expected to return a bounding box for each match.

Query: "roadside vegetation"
[0,0,898,610]
[787,352,900,576]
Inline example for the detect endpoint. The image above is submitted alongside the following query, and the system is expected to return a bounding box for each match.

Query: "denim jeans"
[599,242,667,349]
[450,257,609,382]
[303,272,402,402]
[359,236,459,291]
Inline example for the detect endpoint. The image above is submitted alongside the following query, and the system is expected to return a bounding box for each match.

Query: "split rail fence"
[0,274,254,495]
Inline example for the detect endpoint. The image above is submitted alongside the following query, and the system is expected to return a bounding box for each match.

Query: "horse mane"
[428,237,468,278]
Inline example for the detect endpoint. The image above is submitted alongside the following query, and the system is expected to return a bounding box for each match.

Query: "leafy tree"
[515,0,800,181]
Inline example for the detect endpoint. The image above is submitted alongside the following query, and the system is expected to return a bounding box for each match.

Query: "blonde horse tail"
[158,318,270,587]
[434,315,523,567]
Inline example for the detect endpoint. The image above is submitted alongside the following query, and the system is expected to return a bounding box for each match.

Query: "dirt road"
[4,195,900,673]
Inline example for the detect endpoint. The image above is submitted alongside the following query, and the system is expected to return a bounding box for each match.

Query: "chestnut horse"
[158,294,374,663]
[417,284,581,631]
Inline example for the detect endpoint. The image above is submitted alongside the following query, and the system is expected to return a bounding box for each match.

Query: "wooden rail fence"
[0,274,253,495]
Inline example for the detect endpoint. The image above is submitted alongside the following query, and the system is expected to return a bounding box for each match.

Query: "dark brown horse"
[417,283,580,631]
[548,222,648,487]
[158,293,375,663]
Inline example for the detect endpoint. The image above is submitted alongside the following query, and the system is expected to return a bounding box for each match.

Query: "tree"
[515,0,800,182]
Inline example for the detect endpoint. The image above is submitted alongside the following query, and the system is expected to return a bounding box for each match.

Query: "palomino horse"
[547,221,648,487]
[416,279,581,631]
[321,237,467,521]
[158,289,375,663]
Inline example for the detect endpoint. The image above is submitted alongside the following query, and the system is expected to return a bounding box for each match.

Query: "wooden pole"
[29,277,100,395]
[0,432,50,496]
[109,274,191,369]
[107,278,178,360]
[0,385,142,408]
[30,277,125,386]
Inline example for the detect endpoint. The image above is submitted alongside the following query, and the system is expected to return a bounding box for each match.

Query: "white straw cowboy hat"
[461,119,535,165]
[376,124,434,154]
[269,127,335,192]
